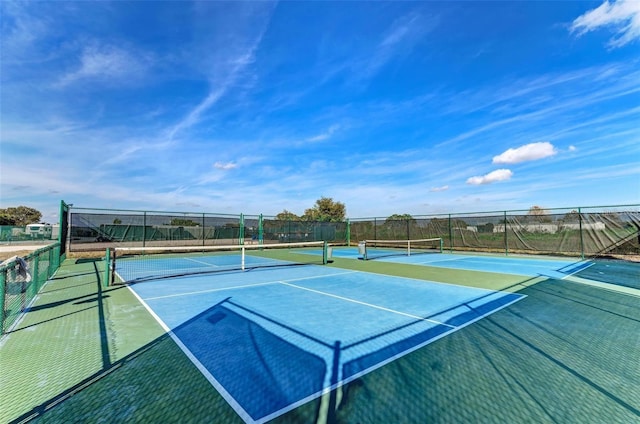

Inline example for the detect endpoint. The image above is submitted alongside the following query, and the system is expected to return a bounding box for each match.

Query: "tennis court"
[124,258,523,423]
[1,239,639,423]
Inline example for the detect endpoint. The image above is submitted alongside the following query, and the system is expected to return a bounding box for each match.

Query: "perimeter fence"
[351,205,640,258]
[67,204,639,259]
[67,208,349,251]
[1,243,61,333]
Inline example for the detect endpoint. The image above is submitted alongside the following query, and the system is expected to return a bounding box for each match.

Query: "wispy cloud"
[164,3,275,141]
[307,124,340,142]
[58,43,150,87]
[493,142,558,164]
[352,9,438,85]
[466,169,513,185]
[429,185,449,192]
[571,0,640,47]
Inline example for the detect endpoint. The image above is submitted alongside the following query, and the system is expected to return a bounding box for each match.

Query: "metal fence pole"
[346,219,351,246]
[504,211,509,256]
[0,269,5,333]
[448,214,453,253]
[579,207,584,260]
[143,212,147,247]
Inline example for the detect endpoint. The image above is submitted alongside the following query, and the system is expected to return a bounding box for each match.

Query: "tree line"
[0,206,43,226]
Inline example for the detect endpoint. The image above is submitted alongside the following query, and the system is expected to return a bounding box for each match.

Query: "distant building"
[493,222,605,234]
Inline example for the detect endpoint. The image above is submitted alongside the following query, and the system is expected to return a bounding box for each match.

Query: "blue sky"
[1,1,639,222]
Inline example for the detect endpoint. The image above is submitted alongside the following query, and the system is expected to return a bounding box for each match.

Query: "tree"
[302,197,346,222]
[0,214,15,225]
[275,210,300,221]
[0,206,42,226]
[170,218,200,227]
[562,210,580,223]
[527,205,552,223]
[385,214,415,224]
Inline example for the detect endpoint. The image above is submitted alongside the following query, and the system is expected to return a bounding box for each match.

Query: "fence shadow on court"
[7,261,640,424]
[332,277,640,423]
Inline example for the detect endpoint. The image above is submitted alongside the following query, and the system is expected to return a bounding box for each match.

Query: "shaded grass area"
[2,254,638,423]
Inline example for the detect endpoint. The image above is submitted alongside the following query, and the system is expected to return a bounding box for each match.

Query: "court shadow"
[332,278,640,423]
[172,298,330,422]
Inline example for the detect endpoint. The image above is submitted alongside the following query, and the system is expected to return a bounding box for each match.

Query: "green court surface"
[1,254,639,423]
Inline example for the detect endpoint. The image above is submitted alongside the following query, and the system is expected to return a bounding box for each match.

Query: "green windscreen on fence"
[68,209,349,252]
[67,205,639,259]
[350,206,639,258]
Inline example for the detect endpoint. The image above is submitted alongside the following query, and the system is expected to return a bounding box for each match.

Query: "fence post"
[504,211,509,256]
[346,219,351,246]
[239,214,245,245]
[374,218,377,241]
[32,253,40,297]
[0,268,5,333]
[579,207,584,260]
[448,214,453,253]
[405,219,409,240]
[143,212,147,247]
[259,214,264,245]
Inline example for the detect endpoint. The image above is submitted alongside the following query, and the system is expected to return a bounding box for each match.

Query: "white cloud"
[571,0,640,48]
[569,145,578,152]
[466,169,513,185]
[429,185,449,192]
[492,142,557,164]
[214,161,237,170]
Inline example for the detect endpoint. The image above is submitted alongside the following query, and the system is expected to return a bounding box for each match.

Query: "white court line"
[411,256,469,265]
[279,281,457,329]
[184,257,221,267]
[143,270,358,301]
[144,281,280,300]
[560,261,595,279]
[125,285,257,424]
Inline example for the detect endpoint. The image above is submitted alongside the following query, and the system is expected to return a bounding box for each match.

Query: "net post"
[241,246,246,271]
[407,239,411,256]
[439,237,444,253]
[104,248,111,287]
[323,241,328,265]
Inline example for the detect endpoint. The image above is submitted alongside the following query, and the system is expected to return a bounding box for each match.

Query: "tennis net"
[359,238,443,260]
[108,241,328,284]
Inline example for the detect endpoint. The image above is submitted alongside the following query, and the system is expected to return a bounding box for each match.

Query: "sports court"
[121,254,523,422]
[1,210,639,424]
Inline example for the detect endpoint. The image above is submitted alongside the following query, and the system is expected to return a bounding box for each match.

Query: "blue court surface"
[127,265,524,423]
[327,248,591,279]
